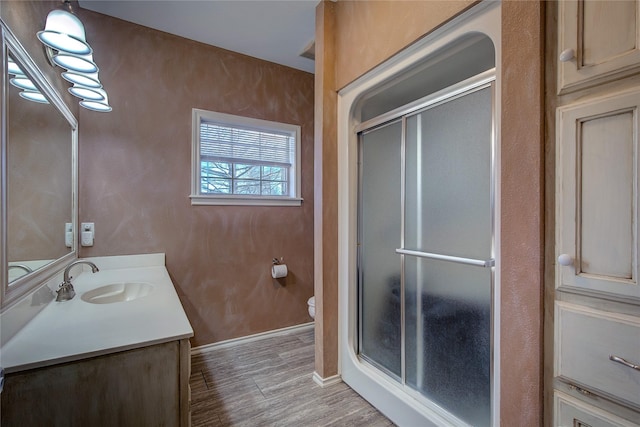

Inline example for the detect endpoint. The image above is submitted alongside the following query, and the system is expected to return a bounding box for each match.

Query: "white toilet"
[307,296,315,319]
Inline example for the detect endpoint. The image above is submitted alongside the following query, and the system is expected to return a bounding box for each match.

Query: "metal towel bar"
[395,248,495,268]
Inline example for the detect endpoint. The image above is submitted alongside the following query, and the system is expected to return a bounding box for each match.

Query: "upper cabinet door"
[557,88,640,300]
[558,0,640,94]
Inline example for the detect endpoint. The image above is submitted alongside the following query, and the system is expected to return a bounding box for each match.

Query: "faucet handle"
[56,281,76,302]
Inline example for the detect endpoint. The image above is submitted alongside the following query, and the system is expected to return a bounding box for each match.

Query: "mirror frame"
[1,19,78,310]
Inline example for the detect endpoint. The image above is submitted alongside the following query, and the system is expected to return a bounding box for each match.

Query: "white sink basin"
[81,282,154,304]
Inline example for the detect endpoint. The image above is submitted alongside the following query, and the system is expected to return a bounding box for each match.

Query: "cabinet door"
[556,88,640,300]
[558,0,640,94]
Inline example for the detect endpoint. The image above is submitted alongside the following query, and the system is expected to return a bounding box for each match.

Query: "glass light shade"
[37,9,92,55]
[68,84,105,101]
[61,71,102,88]
[10,77,37,91]
[19,90,49,104]
[53,53,98,73]
[80,98,112,112]
[80,88,111,112]
[7,58,24,76]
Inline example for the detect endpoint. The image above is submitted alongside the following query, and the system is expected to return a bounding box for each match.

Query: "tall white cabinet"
[552,1,640,426]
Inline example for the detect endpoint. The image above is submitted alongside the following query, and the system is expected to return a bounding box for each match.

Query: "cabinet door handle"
[559,48,575,62]
[558,254,573,266]
[609,354,640,371]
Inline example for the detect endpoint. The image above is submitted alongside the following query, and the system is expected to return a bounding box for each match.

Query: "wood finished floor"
[190,327,395,427]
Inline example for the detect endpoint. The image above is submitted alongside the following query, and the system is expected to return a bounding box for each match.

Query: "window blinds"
[200,121,295,166]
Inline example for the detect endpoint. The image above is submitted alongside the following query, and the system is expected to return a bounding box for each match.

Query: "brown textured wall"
[313,0,338,379]
[317,0,544,423]
[501,1,544,425]
[544,4,558,426]
[76,10,315,347]
[334,0,475,89]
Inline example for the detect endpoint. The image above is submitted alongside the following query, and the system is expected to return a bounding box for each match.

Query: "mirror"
[6,51,73,281]
[1,19,77,308]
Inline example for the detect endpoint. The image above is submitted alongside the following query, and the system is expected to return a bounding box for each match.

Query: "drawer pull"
[609,354,640,371]
[568,384,593,396]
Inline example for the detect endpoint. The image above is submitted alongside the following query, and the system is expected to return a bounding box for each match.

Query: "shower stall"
[337,4,500,426]
[358,73,495,426]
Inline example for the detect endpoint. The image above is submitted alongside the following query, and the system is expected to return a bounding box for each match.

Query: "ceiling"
[78,0,318,74]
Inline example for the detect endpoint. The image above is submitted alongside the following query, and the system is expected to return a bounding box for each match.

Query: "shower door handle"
[395,248,494,267]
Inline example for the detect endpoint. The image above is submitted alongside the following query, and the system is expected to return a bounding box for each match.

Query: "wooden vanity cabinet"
[0,339,191,427]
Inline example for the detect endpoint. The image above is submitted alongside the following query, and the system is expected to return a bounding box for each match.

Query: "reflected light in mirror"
[19,91,50,104]
[7,58,24,76]
[9,77,37,91]
[36,9,91,55]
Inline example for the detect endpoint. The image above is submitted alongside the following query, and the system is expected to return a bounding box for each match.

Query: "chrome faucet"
[56,260,99,302]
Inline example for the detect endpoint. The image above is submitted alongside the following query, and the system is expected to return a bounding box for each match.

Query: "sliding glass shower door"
[359,120,403,378]
[358,79,495,426]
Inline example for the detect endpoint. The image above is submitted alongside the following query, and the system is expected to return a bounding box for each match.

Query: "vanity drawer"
[555,391,638,427]
[555,301,640,407]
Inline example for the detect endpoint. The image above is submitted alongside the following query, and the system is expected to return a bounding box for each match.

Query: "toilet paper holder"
[271,257,288,280]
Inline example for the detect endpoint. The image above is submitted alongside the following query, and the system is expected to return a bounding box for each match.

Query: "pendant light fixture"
[68,84,104,101]
[52,52,98,74]
[37,8,91,55]
[37,0,111,112]
[61,71,101,88]
[80,89,112,112]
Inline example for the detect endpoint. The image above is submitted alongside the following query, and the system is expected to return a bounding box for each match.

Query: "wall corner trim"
[312,372,342,387]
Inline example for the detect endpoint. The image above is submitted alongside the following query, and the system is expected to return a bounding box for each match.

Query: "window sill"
[189,194,303,207]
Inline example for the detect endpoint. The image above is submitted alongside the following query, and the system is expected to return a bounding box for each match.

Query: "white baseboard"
[312,372,342,387]
[191,322,314,355]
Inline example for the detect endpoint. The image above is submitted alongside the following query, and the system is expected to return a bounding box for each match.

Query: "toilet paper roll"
[271,264,288,279]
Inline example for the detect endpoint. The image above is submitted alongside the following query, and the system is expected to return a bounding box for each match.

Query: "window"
[190,109,302,206]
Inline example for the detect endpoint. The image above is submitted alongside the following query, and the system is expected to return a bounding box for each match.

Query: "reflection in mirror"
[7,52,73,284]
[1,20,77,309]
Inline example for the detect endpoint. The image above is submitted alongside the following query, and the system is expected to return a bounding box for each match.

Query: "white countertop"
[1,256,193,374]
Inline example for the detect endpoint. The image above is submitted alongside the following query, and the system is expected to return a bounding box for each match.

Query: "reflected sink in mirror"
[81,282,154,304]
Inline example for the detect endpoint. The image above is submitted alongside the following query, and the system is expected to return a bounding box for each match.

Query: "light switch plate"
[81,222,94,234]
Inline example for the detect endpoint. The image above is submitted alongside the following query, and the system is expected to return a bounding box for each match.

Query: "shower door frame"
[356,73,496,425]
[336,2,502,426]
